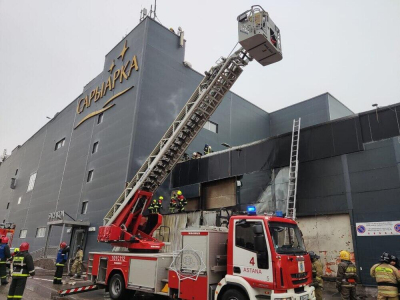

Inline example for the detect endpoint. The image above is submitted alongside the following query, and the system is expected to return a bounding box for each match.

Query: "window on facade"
[35,227,46,238]
[81,201,89,214]
[27,172,37,192]
[92,142,99,154]
[87,170,94,182]
[6,203,10,209]
[97,113,104,124]
[17,197,22,205]
[19,230,27,239]
[55,138,66,151]
[204,121,218,133]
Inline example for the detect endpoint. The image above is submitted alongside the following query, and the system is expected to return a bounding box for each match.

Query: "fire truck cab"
[216,214,315,300]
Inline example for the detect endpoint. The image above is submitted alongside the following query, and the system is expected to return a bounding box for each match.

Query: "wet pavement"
[0,276,377,299]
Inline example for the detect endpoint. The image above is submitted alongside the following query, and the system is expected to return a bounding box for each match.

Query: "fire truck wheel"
[109,273,127,299]
[221,288,248,300]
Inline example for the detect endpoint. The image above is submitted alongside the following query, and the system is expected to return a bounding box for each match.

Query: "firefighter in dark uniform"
[309,251,323,300]
[370,252,400,300]
[8,242,35,299]
[148,199,158,214]
[0,236,11,285]
[169,193,177,213]
[53,242,68,284]
[156,196,163,213]
[149,196,163,214]
[336,250,358,300]
[203,144,212,155]
[176,191,187,213]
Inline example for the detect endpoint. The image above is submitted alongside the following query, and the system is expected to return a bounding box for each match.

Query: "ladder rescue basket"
[237,5,283,66]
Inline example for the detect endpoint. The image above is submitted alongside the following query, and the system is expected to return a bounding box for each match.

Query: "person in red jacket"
[176,191,187,213]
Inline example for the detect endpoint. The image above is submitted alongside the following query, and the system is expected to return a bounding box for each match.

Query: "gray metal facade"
[269,93,354,136]
[172,104,400,284]
[0,18,270,253]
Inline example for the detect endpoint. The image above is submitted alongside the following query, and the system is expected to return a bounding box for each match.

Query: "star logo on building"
[118,40,129,61]
[108,60,115,73]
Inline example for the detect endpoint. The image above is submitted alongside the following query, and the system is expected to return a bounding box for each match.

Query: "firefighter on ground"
[69,245,83,278]
[169,193,177,213]
[8,242,35,300]
[0,236,11,285]
[203,144,212,155]
[13,248,20,257]
[309,251,323,300]
[370,252,400,300]
[149,196,163,214]
[176,190,187,213]
[336,250,358,300]
[54,242,69,284]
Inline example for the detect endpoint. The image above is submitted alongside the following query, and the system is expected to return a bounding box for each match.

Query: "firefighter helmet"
[177,190,182,196]
[60,242,67,249]
[340,250,351,261]
[14,248,20,253]
[20,242,29,252]
[390,254,398,264]
[1,236,9,244]
[159,196,164,200]
[309,251,320,260]
[380,252,391,263]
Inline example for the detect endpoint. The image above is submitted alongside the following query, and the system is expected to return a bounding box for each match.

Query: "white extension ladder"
[286,118,301,220]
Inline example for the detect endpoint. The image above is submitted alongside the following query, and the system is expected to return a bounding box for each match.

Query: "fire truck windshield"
[268,222,306,255]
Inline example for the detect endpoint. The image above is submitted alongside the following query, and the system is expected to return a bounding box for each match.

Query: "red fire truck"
[90,212,314,300]
[70,5,315,300]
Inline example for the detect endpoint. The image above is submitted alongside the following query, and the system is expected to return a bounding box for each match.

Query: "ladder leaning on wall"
[286,118,301,220]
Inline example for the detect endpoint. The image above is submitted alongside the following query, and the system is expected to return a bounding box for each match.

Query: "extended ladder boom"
[98,5,282,251]
[103,48,250,226]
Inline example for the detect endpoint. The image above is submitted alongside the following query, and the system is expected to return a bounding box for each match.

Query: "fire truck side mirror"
[253,224,263,235]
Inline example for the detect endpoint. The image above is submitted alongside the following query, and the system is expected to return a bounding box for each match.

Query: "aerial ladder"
[97,5,283,252]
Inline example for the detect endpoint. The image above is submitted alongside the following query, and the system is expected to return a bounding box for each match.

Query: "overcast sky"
[1,0,399,154]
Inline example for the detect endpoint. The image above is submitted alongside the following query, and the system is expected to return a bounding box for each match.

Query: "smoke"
[256,167,289,214]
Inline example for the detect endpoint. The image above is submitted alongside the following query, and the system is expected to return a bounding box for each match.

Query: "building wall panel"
[203,177,236,209]
[297,214,354,277]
